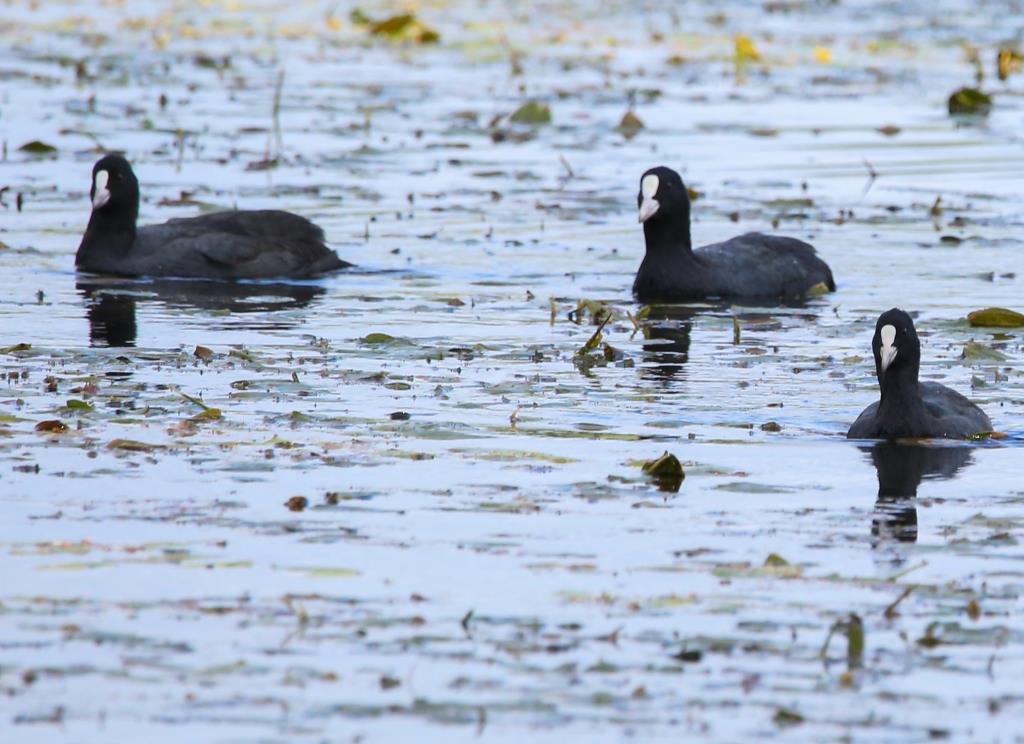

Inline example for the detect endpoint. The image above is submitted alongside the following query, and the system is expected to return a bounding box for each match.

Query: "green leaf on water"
[948,87,992,116]
[773,707,804,727]
[510,101,552,125]
[18,140,58,155]
[0,343,31,354]
[847,613,864,669]
[361,332,410,345]
[355,11,440,43]
[967,307,1024,328]
[641,451,685,493]
[805,281,832,297]
[961,340,1008,361]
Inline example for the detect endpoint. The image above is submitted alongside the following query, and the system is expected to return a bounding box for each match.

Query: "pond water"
[1,0,1024,741]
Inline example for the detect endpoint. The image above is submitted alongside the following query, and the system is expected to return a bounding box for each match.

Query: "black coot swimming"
[633,166,835,302]
[76,154,350,279]
[847,308,992,439]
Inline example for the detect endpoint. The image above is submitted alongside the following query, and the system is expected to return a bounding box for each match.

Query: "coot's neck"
[76,207,137,271]
[642,209,695,263]
[875,364,929,436]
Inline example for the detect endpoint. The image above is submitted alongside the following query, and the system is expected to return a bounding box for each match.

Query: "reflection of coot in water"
[76,154,350,279]
[78,279,326,347]
[640,305,694,383]
[632,166,835,302]
[864,443,975,543]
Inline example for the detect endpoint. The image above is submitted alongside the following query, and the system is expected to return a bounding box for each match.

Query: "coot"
[76,154,350,279]
[633,166,834,302]
[847,308,992,439]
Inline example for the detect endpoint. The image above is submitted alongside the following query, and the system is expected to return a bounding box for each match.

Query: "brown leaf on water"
[35,420,68,434]
[194,345,214,360]
[107,439,161,452]
[284,496,308,512]
[617,110,644,139]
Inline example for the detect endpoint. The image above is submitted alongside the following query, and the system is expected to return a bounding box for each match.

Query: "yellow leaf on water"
[734,35,760,63]
[813,46,832,64]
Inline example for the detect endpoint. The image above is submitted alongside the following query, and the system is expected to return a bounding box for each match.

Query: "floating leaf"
[805,281,832,297]
[617,110,644,138]
[509,101,551,125]
[997,47,1022,81]
[961,340,1007,361]
[734,35,761,63]
[361,332,409,345]
[773,708,804,727]
[194,345,214,360]
[35,420,68,434]
[847,613,864,669]
[284,496,308,512]
[0,343,31,354]
[18,140,58,155]
[967,307,1024,328]
[359,12,440,44]
[191,408,222,422]
[107,438,161,452]
[64,399,93,412]
[948,87,992,116]
[812,46,832,64]
[641,451,685,493]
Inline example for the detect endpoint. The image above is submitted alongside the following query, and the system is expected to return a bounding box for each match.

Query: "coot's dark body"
[633,166,834,303]
[76,154,349,279]
[847,309,992,440]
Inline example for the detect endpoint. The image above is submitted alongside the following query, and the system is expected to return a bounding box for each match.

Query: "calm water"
[1,1,1024,741]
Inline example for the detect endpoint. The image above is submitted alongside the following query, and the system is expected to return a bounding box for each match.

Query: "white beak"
[92,170,111,209]
[879,324,897,372]
[638,172,661,223]
[638,196,660,223]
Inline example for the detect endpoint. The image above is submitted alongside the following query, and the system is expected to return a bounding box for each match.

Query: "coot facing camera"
[847,309,992,440]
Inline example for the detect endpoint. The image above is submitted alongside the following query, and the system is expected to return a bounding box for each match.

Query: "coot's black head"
[637,166,690,227]
[872,308,920,384]
[89,154,139,219]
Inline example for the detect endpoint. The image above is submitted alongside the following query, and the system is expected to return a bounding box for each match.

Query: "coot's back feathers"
[76,154,350,280]
[127,210,346,279]
[633,166,835,303]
